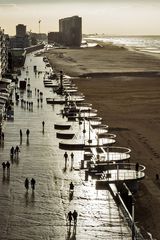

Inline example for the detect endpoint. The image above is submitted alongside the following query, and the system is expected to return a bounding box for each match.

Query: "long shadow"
[63,166,67,173]
[66,225,71,240]
[26,138,29,146]
[66,225,77,240]
[71,225,77,240]
[24,191,29,207]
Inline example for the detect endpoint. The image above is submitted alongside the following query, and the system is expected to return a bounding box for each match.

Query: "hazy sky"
[0,0,160,36]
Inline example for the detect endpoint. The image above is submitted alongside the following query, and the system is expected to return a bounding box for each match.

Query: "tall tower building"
[59,16,82,47]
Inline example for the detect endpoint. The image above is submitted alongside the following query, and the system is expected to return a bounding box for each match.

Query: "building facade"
[48,32,62,45]
[59,16,82,47]
[10,24,31,49]
[0,27,9,79]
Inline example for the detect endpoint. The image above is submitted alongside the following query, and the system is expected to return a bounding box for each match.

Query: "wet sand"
[45,45,160,239]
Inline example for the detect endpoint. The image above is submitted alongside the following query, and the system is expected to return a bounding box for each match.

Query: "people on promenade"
[30,102,33,111]
[64,152,68,168]
[42,121,45,132]
[20,129,23,144]
[21,99,23,108]
[69,182,74,200]
[72,210,78,225]
[25,178,29,191]
[26,129,30,138]
[6,161,10,169]
[135,162,139,172]
[2,162,6,172]
[31,178,36,190]
[70,152,74,169]
[20,129,22,139]
[10,146,14,157]
[15,145,20,157]
[67,211,72,226]
[69,182,74,191]
[1,132,4,142]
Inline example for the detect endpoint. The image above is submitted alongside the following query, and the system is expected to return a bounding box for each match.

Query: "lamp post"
[38,20,41,34]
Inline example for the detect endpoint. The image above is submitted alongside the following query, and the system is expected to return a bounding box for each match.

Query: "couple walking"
[67,210,78,225]
[25,178,36,191]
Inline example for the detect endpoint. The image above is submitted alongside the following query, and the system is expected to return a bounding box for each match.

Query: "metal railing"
[116,193,144,240]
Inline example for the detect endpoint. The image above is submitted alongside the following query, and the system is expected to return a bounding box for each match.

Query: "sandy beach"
[45,45,160,239]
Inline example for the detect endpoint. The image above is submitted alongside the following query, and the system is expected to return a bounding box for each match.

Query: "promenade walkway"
[0,53,131,239]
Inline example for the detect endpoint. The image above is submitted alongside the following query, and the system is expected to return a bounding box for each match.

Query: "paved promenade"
[0,53,131,240]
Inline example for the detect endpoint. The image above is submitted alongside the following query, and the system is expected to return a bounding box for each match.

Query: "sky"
[0,0,160,36]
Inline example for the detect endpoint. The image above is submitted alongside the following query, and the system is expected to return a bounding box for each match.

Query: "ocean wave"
[84,35,160,56]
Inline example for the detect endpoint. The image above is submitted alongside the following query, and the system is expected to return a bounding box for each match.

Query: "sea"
[83,35,160,57]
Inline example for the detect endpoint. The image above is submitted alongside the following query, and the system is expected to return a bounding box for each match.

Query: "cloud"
[0,0,159,4]
[0,3,16,7]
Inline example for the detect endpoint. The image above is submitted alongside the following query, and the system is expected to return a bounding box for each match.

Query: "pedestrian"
[71,152,74,169]
[26,129,30,138]
[20,129,22,139]
[23,100,26,109]
[72,210,78,225]
[25,178,29,191]
[64,152,68,168]
[15,145,20,156]
[135,162,139,172]
[31,178,36,190]
[156,174,159,180]
[30,102,33,111]
[21,99,23,108]
[10,146,14,157]
[42,121,45,130]
[67,211,72,225]
[1,132,4,141]
[6,161,10,170]
[69,182,74,191]
[2,161,6,171]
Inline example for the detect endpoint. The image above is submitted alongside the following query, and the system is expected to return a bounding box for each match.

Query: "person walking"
[31,178,36,190]
[67,211,72,226]
[25,178,29,191]
[72,210,78,225]
[64,152,68,168]
[26,129,30,138]
[2,162,6,172]
[1,132,4,141]
[71,152,74,169]
[136,162,139,172]
[20,129,22,140]
[6,161,10,170]
[42,121,45,132]
[15,145,20,157]
[10,146,14,157]
[69,182,74,191]
[6,161,10,176]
